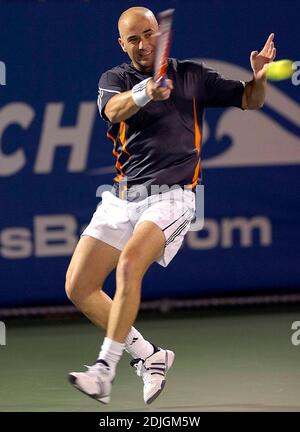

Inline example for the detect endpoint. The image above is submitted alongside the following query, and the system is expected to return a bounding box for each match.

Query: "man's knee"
[65,271,81,304]
[65,270,99,305]
[116,253,146,300]
[117,253,142,280]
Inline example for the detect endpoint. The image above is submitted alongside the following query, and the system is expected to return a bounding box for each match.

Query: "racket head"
[153,9,175,84]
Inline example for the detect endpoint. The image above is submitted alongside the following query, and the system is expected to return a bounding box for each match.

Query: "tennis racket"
[153,9,175,86]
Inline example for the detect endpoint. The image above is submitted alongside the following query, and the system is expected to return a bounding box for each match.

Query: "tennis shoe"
[131,347,175,404]
[69,359,113,404]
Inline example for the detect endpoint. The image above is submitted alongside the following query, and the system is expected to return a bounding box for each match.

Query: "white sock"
[98,337,124,376]
[124,327,155,360]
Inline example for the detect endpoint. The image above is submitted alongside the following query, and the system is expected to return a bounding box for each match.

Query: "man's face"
[118,15,158,73]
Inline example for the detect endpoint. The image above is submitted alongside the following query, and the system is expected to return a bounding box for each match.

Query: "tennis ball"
[266,59,294,81]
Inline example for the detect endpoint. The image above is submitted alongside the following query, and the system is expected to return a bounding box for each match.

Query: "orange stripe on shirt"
[106,132,125,182]
[119,121,130,156]
[192,96,201,187]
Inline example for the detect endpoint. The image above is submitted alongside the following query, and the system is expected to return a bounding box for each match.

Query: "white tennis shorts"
[82,188,195,267]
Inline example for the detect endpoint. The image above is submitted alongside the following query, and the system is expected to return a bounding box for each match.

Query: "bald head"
[118,7,158,38]
[117,7,158,73]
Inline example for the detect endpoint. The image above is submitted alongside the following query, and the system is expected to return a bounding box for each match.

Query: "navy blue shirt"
[98,58,244,197]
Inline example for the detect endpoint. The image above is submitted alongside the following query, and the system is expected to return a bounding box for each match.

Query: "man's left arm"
[242,33,276,110]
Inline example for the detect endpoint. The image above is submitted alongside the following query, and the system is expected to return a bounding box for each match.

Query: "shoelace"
[131,358,166,384]
[131,359,145,378]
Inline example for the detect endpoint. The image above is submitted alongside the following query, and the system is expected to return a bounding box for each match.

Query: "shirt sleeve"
[202,63,245,109]
[97,70,126,120]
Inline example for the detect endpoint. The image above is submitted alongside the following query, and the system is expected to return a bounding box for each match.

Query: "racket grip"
[156,75,168,87]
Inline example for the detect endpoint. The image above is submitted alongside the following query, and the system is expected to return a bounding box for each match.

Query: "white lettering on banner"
[187,219,219,249]
[0,214,272,259]
[35,102,96,173]
[186,216,272,249]
[0,228,32,259]
[0,103,35,176]
[0,102,96,176]
[35,215,78,256]
[221,216,272,247]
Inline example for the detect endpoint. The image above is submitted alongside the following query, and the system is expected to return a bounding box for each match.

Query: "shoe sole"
[68,374,110,404]
[146,380,166,404]
[145,350,175,405]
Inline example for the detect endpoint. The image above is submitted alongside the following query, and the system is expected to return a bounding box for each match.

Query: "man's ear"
[118,38,127,53]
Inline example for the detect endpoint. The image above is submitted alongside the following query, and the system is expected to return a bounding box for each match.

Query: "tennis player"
[67,7,276,404]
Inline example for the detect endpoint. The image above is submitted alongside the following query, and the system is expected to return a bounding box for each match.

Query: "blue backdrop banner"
[0,0,300,306]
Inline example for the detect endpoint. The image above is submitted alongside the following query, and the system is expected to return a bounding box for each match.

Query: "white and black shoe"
[69,359,113,404]
[131,346,175,404]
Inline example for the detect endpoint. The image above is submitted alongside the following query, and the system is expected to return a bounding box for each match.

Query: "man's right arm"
[104,90,140,123]
[104,79,173,124]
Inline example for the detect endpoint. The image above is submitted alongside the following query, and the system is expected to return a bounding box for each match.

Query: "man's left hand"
[250,33,277,81]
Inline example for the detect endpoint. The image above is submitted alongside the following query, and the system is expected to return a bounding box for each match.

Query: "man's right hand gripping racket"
[153,9,175,87]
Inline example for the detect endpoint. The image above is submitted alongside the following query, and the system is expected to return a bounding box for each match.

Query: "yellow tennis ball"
[266,59,294,81]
